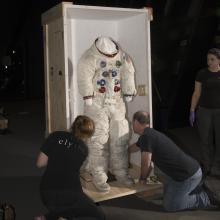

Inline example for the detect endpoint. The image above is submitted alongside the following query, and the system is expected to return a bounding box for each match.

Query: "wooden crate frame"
[42,2,156,201]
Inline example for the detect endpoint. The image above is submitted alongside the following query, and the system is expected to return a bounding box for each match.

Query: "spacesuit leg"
[84,102,110,192]
[109,101,134,186]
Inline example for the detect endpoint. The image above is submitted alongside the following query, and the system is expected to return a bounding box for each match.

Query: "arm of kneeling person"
[140,151,152,183]
[36,151,48,168]
[128,143,140,153]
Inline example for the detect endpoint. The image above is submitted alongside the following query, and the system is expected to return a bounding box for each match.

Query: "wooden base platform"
[80,164,163,203]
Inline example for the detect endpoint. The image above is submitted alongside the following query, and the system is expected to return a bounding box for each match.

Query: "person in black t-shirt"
[129,111,220,212]
[35,115,105,220]
[190,48,220,176]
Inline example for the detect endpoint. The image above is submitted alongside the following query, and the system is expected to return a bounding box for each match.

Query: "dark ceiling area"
[0,0,220,129]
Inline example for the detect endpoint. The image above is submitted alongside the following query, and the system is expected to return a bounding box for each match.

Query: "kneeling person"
[129,111,220,212]
[35,115,105,220]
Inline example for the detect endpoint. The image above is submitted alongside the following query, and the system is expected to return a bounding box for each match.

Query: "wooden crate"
[42,3,154,197]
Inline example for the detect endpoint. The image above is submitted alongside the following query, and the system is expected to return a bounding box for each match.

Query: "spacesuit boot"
[92,171,110,192]
[93,180,110,192]
[116,175,134,186]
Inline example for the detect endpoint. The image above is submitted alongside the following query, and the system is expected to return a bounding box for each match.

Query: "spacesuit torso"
[78,42,136,105]
[93,52,123,104]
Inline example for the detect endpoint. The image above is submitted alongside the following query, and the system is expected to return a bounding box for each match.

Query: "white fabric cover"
[95,36,117,55]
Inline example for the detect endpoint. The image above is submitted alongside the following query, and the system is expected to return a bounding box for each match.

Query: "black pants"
[40,189,105,220]
[197,107,220,175]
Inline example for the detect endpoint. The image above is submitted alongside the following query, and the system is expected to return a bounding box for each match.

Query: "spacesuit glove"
[125,96,133,102]
[85,98,93,106]
[189,111,195,127]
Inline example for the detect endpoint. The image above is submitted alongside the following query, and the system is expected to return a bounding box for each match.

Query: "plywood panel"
[47,19,67,132]
[81,164,162,202]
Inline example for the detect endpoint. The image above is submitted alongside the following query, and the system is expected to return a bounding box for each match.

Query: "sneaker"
[93,181,110,192]
[203,184,220,207]
[116,175,134,186]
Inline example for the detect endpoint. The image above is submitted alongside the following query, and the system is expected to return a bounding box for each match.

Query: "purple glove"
[189,111,195,127]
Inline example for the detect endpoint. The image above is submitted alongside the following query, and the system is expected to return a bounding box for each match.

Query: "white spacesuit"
[77,37,136,191]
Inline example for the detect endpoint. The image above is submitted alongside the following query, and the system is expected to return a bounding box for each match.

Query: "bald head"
[132,111,150,135]
[133,111,150,125]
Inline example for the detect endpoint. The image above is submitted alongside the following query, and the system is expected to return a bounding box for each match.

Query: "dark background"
[0,0,220,130]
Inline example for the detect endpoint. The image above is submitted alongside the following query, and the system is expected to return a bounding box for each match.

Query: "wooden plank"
[42,2,72,25]
[43,24,50,136]
[44,18,68,134]
[81,165,163,203]
[135,185,163,200]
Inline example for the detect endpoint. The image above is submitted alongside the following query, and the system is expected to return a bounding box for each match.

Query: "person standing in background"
[189,48,220,177]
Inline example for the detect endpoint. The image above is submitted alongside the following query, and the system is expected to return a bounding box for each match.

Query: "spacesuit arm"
[121,53,137,97]
[124,96,133,102]
[77,54,96,98]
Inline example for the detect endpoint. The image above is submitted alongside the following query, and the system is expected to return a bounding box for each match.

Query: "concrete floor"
[0,99,220,220]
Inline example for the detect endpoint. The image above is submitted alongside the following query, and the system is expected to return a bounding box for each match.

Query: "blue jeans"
[163,168,210,211]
